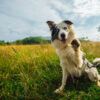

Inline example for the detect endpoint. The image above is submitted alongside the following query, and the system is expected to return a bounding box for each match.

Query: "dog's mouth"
[61,38,67,43]
[52,37,67,43]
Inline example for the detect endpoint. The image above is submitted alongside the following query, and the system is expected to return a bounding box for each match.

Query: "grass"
[0,42,100,100]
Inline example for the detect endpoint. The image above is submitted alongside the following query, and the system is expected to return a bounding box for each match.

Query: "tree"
[14,36,50,44]
[0,40,5,45]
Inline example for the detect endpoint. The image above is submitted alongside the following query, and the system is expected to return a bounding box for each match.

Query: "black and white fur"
[46,20,100,93]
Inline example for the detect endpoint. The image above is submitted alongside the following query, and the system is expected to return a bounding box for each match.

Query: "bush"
[14,37,50,44]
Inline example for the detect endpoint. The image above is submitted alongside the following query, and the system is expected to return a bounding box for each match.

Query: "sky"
[0,0,100,41]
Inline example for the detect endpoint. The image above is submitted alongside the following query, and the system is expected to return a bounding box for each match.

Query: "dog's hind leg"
[85,67,100,87]
[54,67,68,93]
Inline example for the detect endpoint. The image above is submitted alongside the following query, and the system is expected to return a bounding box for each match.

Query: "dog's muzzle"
[61,33,65,39]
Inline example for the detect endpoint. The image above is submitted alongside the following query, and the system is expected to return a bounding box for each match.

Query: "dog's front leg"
[54,67,68,93]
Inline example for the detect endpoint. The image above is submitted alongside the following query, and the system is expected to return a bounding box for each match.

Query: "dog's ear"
[63,20,73,25]
[46,21,56,29]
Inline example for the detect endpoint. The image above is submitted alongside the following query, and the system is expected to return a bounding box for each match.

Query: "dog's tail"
[93,58,100,67]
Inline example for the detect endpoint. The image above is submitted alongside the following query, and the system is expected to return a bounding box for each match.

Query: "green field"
[0,42,100,100]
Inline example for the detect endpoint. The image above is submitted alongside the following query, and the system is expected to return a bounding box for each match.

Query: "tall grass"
[0,42,100,100]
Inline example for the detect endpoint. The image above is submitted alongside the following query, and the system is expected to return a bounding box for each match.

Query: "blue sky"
[0,0,100,41]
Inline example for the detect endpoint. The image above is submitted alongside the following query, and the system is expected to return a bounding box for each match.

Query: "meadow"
[0,41,100,100]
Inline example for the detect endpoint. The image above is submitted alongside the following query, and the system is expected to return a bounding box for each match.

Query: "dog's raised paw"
[71,39,80,50]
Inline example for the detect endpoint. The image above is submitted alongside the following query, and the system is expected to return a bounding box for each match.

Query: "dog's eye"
[63,27,67,30]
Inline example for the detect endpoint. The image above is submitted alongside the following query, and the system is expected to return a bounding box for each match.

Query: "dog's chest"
[56,47,83,77]
[56,47,75,61]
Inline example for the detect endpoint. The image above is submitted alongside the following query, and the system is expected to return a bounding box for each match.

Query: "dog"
[46,20,100,93]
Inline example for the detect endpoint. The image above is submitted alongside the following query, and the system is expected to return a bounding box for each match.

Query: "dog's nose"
[61,33,65,39]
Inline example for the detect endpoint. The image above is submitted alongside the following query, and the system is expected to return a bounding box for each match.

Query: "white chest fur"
[56,46,83,77]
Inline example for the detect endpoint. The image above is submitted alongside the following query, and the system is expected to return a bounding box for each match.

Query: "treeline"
[0,36,90,45]
[0,40,10,45]
[0,37,50,45]
[14,37,50,44]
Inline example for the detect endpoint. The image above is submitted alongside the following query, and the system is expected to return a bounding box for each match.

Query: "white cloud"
[49,0,69,14]
[0,0,99,41]
[73,0,100,18]
[0,0,62,41]
[75,25,100,41]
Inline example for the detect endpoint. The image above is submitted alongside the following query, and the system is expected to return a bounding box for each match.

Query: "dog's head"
[46,20,73,49]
